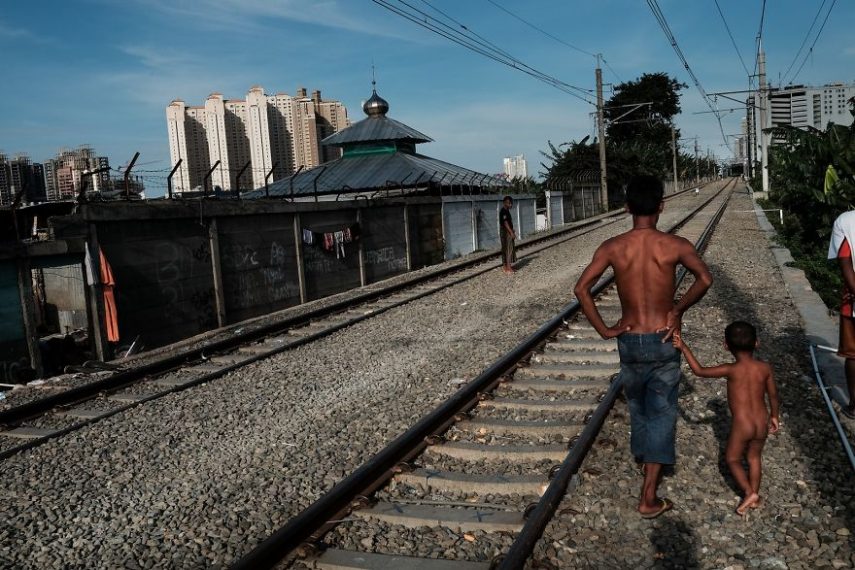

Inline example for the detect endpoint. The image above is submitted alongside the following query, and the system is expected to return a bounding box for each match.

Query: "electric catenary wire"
[787,0,838,85]
[645,0,728,145]
[780,0,827,85]
[483,0,623,84]
[712,0,750,77]
[414,0,594,99]
[371,0,595,105]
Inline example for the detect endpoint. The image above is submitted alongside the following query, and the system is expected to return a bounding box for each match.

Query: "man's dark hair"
[503,195,513,203]
[725,321,757,352]
[626,175,664,215]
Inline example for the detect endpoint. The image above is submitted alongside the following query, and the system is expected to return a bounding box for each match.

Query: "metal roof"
[322,115,433,147]
[244,152,508,198]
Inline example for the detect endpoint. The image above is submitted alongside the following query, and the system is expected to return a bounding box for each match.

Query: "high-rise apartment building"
[166,86,349,195]
[0,153,47,205]
[503,154,528,180]
[42,146,110,201]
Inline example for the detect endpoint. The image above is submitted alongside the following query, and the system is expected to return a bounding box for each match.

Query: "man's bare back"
[575,224,712,339]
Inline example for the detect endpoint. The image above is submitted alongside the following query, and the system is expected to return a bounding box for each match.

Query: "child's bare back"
[727,358,775,443]
[673,322,779,516]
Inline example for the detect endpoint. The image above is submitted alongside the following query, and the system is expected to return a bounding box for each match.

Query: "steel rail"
[497,181,734,570]
[808,344,855,473]
[229,180,735,570]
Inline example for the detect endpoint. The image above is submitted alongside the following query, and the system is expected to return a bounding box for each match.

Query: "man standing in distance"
[499,195,517,274]
[573,175,713,518]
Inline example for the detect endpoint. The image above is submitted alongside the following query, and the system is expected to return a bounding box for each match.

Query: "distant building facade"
[503,154,528,180]
[42,146,111,201]
[0,153,47,206]
[166,86,349,195]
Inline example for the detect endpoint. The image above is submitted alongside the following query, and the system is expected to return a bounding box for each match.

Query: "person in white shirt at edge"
[828,210,855,418]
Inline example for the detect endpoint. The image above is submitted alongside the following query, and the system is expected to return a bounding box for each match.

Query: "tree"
[541,72,688,205]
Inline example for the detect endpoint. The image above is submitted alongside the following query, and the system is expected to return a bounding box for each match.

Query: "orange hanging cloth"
[99,250,119,343]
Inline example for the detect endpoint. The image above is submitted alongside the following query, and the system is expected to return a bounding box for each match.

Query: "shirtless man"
[573,175,713,518]
[673,322,780,515]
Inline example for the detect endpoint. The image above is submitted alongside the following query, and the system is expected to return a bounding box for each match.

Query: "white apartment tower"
[166,86,349,194]
[503,154,528,180]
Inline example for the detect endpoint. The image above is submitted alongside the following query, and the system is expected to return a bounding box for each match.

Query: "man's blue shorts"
[617,332,682,465]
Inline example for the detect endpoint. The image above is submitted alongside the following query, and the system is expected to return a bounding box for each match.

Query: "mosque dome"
[362,89,389,117]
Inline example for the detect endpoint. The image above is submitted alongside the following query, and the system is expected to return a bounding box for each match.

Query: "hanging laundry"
[343,227,352,243]
[334,231,345,259]
[302,228,314,245]
[99,250,120,343]
[350,222,361,242]
[323,233,334,251]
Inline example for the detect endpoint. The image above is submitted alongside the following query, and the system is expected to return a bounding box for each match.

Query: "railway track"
[230,179,736,570]
[0,183,717,460]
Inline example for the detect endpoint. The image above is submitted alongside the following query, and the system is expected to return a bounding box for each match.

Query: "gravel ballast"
[532,187,855,569]
[0,186,728,569]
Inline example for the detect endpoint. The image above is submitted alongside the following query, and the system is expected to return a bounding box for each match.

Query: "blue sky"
[1,0,853,196]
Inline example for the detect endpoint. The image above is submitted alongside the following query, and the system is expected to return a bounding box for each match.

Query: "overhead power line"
[483,0,623,84]
[645,0,728,145]
[780,0,827,84]
[371,0,595,104]
[788,0,838,85]
[712,0,750,76]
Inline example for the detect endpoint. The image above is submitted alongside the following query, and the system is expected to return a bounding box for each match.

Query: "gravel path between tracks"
[533,186,855,569]
[0,185,727,569]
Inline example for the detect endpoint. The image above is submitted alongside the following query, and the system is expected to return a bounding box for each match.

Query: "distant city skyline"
[166,86,348,194]
[1,1,853,196]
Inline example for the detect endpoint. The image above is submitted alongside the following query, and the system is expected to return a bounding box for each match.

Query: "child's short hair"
[626,175,664,215]
[503,195,513,203]
[725,321,757,352]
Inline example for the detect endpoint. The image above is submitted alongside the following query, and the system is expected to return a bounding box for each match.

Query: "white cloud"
[124,0,418,40]
[0,21,36,40]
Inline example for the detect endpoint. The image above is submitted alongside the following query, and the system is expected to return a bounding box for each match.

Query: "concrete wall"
[0,260,28,383]
[442,195,536,259]
[98,219,218,347]
[545,187,603,229]
[218,214,300,323]
[362,205,408,284]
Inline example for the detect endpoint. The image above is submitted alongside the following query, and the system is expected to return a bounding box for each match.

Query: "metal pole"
[235,161,251,199]
[671,125,679,193]
[595,55,609,211]
[312,166,327,203]
[695,138,700,184]
[264,161,280,198]
[203,160,221,198]
[289,165,305,199]
[758,41,770,193]
[167,159,182,199]
[123,151,140,200]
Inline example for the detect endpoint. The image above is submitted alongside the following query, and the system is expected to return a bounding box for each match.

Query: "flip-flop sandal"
[641,498,673,519]
[841,407,855,420]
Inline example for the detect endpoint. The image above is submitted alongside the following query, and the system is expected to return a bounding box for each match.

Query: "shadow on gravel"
[708,264,855,551]
[512,256,538,271]
[649,515,700,569]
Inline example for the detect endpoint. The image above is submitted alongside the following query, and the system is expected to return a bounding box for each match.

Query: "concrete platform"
[753,198,848,405]
[312,549,490,570]
[396,468,547,496]
[425,441,568,462]
[353,502,525,532]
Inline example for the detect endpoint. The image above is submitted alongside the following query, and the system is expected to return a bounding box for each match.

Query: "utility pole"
[595,54,608,212]
[757,40,770,193]
[671,125,679,192]
[694,138,700,183]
